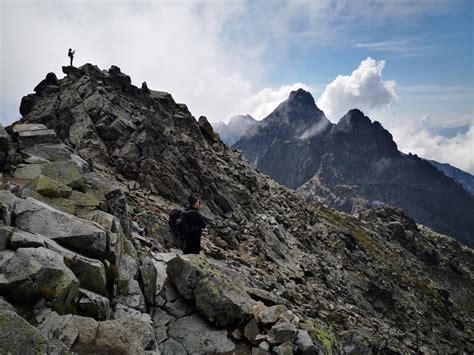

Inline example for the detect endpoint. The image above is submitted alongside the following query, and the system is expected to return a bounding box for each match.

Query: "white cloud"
[443,115,473,128]
[0,1,261,124]
[354,37,431,57]
[421,114,473,129]
[420,114,433,126]
[316,57,398,121]
[1,1,458,126]
[385,115,474,174]
[238,83,312,121]
[398,85,473,101]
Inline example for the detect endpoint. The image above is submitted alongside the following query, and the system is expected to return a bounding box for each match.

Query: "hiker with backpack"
[169,193,206,254]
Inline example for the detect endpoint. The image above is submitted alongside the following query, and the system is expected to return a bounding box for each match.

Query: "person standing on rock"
[183,193,206,255]
[68,48,75,66]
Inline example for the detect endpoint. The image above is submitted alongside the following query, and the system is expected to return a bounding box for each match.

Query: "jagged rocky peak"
[287,88,315,105]
[269,88,328,126]
[337,108,370,127]
[332,108,398,157]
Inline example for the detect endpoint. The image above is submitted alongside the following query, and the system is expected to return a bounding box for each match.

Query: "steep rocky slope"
[0,64,472,354]
[233,91,474,247]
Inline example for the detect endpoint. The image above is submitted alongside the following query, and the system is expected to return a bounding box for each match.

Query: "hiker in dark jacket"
[68,48,75,66]
[183,193,206,255]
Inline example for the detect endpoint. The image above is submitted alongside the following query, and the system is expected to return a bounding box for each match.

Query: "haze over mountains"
[230,89,474,247]
[213,114,257,146]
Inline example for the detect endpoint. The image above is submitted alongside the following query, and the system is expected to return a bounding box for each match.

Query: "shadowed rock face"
[0,64,472,354]
[234,88,332,189]
[234,91,474,247]
[427,159,474,196]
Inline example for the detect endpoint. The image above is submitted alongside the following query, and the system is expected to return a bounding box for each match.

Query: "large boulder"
[93,316,156,353]
[0,226,13,251]
[38,311,81,351]
[12,123,60,148]
[78,288,111,320]
[167,255,256,326]
[14,156,88,186]
[17,129,59,148]
[21,143,74,163]
[33,72,59,94]
[20,94,38,116]
[140,254,171,306]
[38,311,156,353]
[115,252,146,311]
[32,174,73,198]
[13,197,107,258]
[0,310,48,354]
[168,313,236,354]
[8,229,108,296]
[0,190,17,225]
[0,247,79,314]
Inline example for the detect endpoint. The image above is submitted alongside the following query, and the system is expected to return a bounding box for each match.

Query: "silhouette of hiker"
[68,48,75,66]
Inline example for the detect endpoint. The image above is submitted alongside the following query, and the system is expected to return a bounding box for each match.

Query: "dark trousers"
[183,232,201,254]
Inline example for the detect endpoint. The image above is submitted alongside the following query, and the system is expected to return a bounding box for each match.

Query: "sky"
[1,0,473,172]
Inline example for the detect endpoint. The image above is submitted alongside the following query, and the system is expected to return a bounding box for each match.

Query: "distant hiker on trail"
[68,48,75,66]
[168,193,206,255]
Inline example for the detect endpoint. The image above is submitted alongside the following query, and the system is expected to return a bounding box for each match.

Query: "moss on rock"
[0,310,48,354]
[300,318,340,355]
[28,191,77,215]
[70,190,101,208]
[34,174,72,198]
[167,255,256,327]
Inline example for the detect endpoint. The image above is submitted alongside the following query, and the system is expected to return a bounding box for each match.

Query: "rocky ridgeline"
[233,91,474,247]
[0,64,472,354]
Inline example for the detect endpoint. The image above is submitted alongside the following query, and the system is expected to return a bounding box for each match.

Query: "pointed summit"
[336,109,372,129]
[287,88,316,106]
[265,88,328,128]
[332,108,398,157]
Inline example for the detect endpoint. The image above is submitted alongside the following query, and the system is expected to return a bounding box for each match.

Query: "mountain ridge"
[427,159,474,196]
[233,89,474,247]
[0,64,472,354]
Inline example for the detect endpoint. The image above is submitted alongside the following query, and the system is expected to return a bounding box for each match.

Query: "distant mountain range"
[230,89,474,247]
[213,114,257,145]
[427,160,474,196]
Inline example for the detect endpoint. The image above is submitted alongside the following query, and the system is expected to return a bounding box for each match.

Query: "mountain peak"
[228,114,256,126]
[264,88,327,128]
[339,108,371,126]
[287,88,315,106]
[332,108,398,157]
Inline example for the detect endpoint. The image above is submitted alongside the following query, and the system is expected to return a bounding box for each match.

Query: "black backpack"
[168,209,192,251]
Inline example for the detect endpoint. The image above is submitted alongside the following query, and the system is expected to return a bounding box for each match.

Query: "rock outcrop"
[0,64,472,354]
